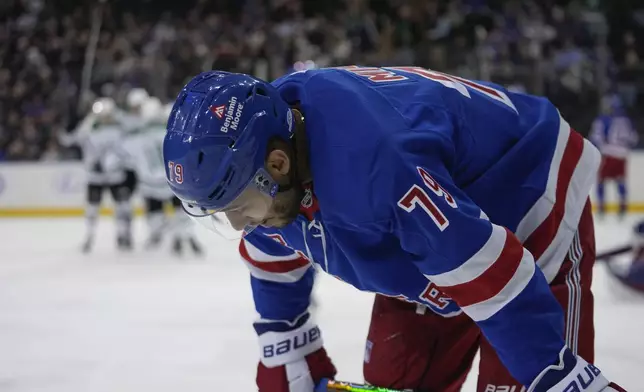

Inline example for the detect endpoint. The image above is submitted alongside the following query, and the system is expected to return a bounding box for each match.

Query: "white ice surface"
[0,215,642,391]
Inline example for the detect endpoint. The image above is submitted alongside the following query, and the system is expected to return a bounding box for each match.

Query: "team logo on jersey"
[301,188,313,208]
[211,104,226,119]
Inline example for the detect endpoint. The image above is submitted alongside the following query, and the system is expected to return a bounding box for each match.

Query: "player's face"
[223,186,302,231]
[224,148,303,232]
[222,187,274,231]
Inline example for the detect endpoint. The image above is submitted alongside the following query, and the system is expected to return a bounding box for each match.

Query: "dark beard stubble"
[269,182,305,228]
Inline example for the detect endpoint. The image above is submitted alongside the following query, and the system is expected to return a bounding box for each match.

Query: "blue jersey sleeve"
[373,108,567,386]
[240,231,315,335]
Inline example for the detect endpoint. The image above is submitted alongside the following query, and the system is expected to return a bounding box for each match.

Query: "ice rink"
[0,215,642,391]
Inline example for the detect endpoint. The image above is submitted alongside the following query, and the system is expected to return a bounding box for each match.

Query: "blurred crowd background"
[0,0,642,160]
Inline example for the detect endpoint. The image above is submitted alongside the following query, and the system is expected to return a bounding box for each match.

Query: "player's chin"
[272,220,293,229]
[264,216,297,229]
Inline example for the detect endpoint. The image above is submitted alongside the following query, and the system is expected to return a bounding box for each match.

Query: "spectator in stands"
[0,0,640,160]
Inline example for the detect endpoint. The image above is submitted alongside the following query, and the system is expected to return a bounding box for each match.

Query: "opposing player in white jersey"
[60,98,134,252]
[121,99,203,255]
[118,88,156,241]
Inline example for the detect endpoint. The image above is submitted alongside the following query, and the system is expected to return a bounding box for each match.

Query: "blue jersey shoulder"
[274,69,410,225]
[273,66,562,232]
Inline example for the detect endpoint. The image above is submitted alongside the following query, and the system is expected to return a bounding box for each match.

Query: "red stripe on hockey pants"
[363,200,596,392]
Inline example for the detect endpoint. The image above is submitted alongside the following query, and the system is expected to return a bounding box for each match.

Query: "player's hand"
[528,347,626,392]
[257,347,336,392]
[255,318,336,392]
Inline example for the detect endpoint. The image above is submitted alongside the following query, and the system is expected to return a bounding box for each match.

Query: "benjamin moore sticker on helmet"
[220,96,244,133]
[211,104,226,119]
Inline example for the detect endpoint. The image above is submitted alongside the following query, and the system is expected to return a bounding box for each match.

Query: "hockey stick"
[596,245,632,261]
[316,379,412,392]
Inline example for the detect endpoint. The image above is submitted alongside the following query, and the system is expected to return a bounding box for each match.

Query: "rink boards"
[0,154,643,217]
[0,162,146,217]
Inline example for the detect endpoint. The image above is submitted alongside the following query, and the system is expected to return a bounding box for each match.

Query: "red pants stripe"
[363,201,595,391]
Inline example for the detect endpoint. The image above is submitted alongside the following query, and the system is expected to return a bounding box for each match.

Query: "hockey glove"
[256,315,336,392]
[528,347,626,392]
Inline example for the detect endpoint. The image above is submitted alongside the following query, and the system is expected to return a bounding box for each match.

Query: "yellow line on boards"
[591,203,644,213]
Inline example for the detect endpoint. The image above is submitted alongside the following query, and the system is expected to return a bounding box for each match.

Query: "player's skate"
[81,235,94,254]
[172,237,183,256]
[144,233,163,250]
[618,206,627,221]
[117,234,133,251]
[186,237,203,256]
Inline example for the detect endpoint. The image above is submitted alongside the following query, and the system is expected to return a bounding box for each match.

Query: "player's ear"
[266,148,290,180]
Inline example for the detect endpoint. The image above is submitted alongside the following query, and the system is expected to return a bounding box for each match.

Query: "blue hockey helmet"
[163,71,295,220]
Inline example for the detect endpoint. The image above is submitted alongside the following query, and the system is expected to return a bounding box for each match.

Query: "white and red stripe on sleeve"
[424,224,536,321]
[239,238,311,283]
[515,115,600,282]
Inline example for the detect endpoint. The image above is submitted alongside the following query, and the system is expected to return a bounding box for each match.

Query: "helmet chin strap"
[275,107,309,201]
[277,182,293,193]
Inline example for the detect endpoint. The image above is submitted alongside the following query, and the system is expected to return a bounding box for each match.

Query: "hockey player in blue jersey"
[163,67,627,392]
[603,221,644,294]
[589,95,638,217]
